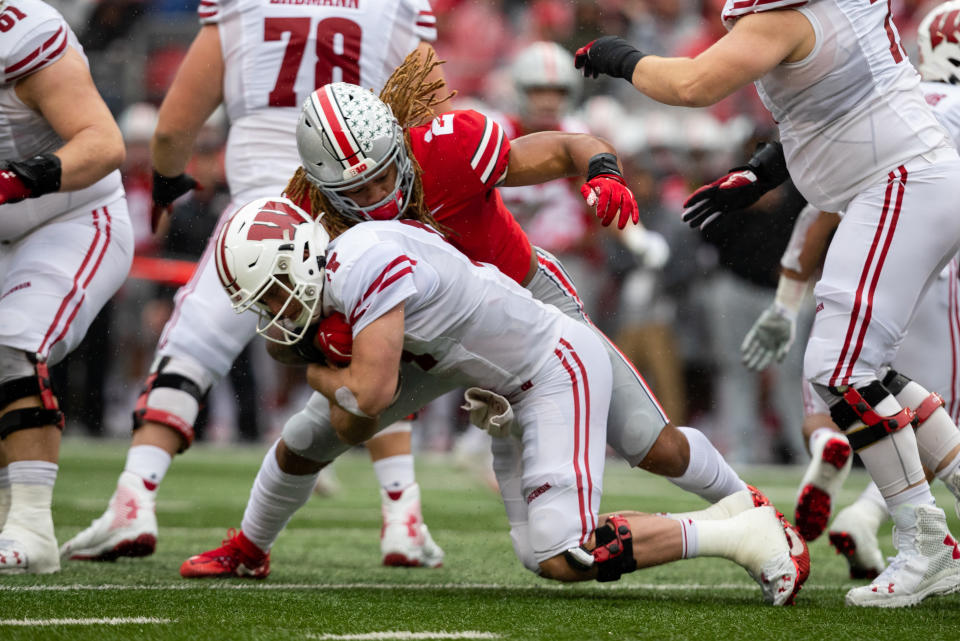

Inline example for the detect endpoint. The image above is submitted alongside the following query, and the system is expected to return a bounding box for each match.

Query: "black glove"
[151,170,199,233]
[574,36,645,81]
[681,141,788,229]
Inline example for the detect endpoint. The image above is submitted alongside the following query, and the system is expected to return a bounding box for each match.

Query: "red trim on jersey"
[560,337,596,536]
[5,26,63,74]
[350,256,417,324]
[830,167,906,387]
[6,27,67,83]
[316,87,361,167]
[38,207,108,357]
[555,344,590,544]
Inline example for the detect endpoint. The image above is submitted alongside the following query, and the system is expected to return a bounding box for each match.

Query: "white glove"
[741,303,796,372]
[461,387,515,438]
[621,225,670,270]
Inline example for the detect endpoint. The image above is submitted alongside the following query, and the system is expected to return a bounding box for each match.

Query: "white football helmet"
[215,197,330,345]
[918,0,960,84]
[511,41,581,116]
[297,83,414,222]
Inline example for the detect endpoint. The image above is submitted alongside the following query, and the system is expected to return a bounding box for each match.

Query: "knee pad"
[0,349,63,438]
[280,395,352,462]
[132,355,216,452]
[825,380,915,452]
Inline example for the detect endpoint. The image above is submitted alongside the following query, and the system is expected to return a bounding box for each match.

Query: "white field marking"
[0,582,839,592]
[308,632,500,640]
[0,617,172,626]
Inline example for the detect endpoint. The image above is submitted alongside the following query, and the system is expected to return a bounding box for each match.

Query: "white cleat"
[60,472,157,562]
[827,501,886,580]
[845,504,960,608]
[730,506,810,606]
[380,483,444,568]
[0,521,60,575]
[795,432,852,542]
[0,486,10,531]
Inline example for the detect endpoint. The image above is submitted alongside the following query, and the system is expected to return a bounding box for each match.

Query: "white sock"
[683,517,742,561]
[124,445,172,489]
[373,454,415,494]
[677,518,699,559]
[0,468,9,529]
[7,461,57,487]
[241,440,319,553]
[849,482,890,527]
[667,427,747,502]
[852,395,931,502]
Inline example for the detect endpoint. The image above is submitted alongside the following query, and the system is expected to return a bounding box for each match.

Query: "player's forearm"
[151,128,200,178]
[307,361,398,419]
[53,124,125,191]
[504,132,617,186]
[629,56,730,107]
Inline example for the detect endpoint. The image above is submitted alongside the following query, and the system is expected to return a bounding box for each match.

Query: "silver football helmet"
[296,83,415,222]
[918,0,960,84]
[511,41,581,117]
[215,197,330,345]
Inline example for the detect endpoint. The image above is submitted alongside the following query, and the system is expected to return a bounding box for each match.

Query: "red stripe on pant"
[829,167,905,387]
[554,344,589,544]
[560,337,595,536]
[38,207,105,357]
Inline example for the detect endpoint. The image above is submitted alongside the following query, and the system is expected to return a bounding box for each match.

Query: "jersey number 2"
[264,17,362,107]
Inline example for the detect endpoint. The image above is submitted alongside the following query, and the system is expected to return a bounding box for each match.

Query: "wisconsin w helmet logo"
[247,200,302,241]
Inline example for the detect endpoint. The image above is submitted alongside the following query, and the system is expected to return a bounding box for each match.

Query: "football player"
[181,63,770,579]
[723,0,960,580]
[60,0,449,569]
[0,0,134,573]
[575,0,960,606]
[202,195,808,605]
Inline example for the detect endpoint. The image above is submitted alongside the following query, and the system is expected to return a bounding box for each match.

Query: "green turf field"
[2,438,960,640]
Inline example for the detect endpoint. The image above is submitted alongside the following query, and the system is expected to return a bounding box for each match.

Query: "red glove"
[315,312,353,366]
[0,167,32,205]
[581,174,638,229]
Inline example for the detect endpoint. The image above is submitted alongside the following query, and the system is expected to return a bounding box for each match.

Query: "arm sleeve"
[2,12,69,84]
[780,202,820,273]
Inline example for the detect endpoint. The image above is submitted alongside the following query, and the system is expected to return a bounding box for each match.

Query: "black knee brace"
[882,368,945,428]
[0,355,64,439]
[564,514,637,582]
[828,380,915,451]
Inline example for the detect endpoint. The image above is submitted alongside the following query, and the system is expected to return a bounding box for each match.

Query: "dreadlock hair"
[285,47,455,237]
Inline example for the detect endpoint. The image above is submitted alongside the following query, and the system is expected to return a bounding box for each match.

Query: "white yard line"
[0,582,837,592]
[0,617,172,626]
[308,632,500,640]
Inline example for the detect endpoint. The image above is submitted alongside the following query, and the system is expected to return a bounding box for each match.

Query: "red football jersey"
[294,109,534,284]
[408,110,533,284]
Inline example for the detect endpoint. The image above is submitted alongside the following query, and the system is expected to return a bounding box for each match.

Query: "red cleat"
[746,485,772,509]
[780,518,811,606]
[794,435,852,541]
[180,528,270,579]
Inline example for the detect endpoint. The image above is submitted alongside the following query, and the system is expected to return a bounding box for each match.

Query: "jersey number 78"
[264,16,362,107]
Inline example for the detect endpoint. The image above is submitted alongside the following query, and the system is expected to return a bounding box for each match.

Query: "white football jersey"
[922,81,960,145]
[200,0,436,203]
[0,0,123,240]
[722,0,952,212]
[321,220,564,394]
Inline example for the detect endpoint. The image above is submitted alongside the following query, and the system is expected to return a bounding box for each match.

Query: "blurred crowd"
[44,0,942,465]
